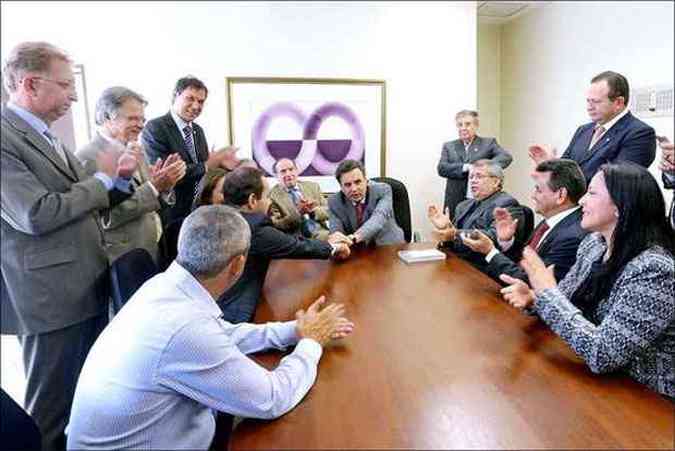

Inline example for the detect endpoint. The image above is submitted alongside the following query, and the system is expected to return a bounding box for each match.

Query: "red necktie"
[528,221,550,250]
[355,203,365,226]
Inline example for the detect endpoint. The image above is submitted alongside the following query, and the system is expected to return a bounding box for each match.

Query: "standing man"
[658,137,674,231]
[328,159,404,247]
[461,159,588,284]
[76,86,186,262]
[142,76,238,226]
[529,71,656,182]
[1,41,138,450]
[438,110,512,215]
[269,158,330,240]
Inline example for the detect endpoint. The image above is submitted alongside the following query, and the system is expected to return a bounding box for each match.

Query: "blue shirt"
[67,262,322,450]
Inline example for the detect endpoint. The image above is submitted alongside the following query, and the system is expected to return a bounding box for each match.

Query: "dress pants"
[17,314,107,451]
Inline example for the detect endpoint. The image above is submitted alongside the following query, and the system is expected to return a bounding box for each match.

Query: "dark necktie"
[355,203,365,227]
[183,125,197,162]
[528,220,550,250]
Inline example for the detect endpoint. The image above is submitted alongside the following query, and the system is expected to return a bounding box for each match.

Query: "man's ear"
[247,193,257,210]
[229,254,246,277]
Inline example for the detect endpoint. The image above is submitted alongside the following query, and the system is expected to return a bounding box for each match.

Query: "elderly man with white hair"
[67,205,355,450]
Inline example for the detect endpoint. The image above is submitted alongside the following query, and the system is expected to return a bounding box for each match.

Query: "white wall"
[1,1,478,238]
[500,1,674,209]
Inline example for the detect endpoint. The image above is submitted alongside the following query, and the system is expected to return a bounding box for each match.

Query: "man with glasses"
[76,87,186,263]
[1,41,138,450]
[528,71,656,182]
[428,160,525,263]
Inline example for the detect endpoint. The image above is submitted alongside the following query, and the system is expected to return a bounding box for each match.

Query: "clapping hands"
[295,296,355,345]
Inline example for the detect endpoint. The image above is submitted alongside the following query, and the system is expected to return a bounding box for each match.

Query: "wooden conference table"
[229,243,674,449]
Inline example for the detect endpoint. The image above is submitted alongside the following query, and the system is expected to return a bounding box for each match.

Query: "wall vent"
[629,86,674,118]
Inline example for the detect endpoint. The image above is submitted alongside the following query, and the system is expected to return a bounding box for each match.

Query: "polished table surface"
[229,243,674,449]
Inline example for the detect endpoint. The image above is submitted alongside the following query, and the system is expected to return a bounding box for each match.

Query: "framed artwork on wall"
[226,77,386,193]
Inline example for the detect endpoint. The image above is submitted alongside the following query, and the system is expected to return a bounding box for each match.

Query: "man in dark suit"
[1,41,137,450]
[217,167,351,323]
[461,159,588,285]
[658,137,674,231]
[429,160,525,264]
[438,110,512,214]
[142,76,238,227]
[529,71,656,182]
[328,159,405,247]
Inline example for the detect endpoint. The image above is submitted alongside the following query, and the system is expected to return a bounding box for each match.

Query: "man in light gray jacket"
[328,159,404,246]
[76,87,186,262]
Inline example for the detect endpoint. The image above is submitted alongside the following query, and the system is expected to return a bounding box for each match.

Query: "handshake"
[326,231,360,260]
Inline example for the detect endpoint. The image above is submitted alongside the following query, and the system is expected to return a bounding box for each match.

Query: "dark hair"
[574,162,674,318]
[535,159,587,204]
[192,168,228,210]
[221,166,264,207]
[273,158,295,174]
[335,159,365,183]
[172,76,208,102]
[591,71,630,105]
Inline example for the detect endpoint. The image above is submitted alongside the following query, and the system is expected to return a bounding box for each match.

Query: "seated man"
[328,159,405,246]
[269,158,330,240]
[428,160,525,263]
[460,159,588,284]
[67,205,354,450]
[658,137,674,231]
[218,167,351,323]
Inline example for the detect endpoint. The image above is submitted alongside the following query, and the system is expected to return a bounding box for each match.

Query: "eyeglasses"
[468,173,497,181]
[35,77,76,91]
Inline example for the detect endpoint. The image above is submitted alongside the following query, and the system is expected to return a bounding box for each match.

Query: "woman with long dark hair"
[501,162,675,398]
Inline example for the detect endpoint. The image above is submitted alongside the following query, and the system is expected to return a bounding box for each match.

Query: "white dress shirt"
[67,262,322,450]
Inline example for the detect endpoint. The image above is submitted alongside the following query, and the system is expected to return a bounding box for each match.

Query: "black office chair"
[514,205,535,246]
[371,176,413,243]
[1,388,41,451]
[157,218,184,272]
[110,248,158,314]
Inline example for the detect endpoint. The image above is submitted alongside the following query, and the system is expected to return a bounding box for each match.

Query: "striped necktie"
[588,125,606,151]
[43,130,69,165]
[182,125,197,162]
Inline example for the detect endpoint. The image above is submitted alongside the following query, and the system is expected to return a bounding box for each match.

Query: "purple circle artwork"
[251,101,365,176]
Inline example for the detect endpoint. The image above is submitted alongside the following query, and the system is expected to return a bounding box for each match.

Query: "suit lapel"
[454,140,467,163]
[163,112,191,162]
[455,199,477,227]
[3,109,78,181]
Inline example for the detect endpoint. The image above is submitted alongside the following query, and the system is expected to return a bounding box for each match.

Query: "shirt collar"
[544,205,580,230]
[597,107,629,133]
[165,261,222,319]
[171,109,191,132]
[6,101,50,136]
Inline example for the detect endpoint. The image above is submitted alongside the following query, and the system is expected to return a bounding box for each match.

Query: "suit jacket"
[561,111,656,182]
[217,212,333,324]
[442,191,522,262]
[437,136,513,214]
[1,107,117,334]
[664,173,675,231]
[76,132,163,263]
[328,181,405,246]
[485,208,587,285]
[142,112,208,225]
[269,180,329,240]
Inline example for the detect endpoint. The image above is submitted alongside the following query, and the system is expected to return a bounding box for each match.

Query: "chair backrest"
[157,218,184,272]
[515,205,535,245]
[371,176,412,243]
[110,248,158,314]
[1,388,41,451]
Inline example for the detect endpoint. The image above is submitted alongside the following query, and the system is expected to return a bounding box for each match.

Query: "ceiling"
[477,1,540,23]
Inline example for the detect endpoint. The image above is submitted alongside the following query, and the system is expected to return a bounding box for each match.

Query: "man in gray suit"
[76,87,186,263]
[1,42,138,450]
[438,110,513,215]
[328,159,404,246]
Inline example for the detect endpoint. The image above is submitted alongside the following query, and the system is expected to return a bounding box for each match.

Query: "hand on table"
[499,274,536,310]
[295,296,355,345]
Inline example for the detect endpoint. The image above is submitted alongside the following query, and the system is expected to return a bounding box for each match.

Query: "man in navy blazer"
[658,138,675,231]
[461,159,588,285]
[438,109,512,215]
[142,76,239,226]
[529,71,656,182]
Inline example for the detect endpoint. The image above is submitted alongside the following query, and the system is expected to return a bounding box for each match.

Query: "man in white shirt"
[529,71,656,182]
[67,205,354,450]
[460,159,588,285]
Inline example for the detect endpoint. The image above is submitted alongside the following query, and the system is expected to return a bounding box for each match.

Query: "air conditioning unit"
[629,86,674,118]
